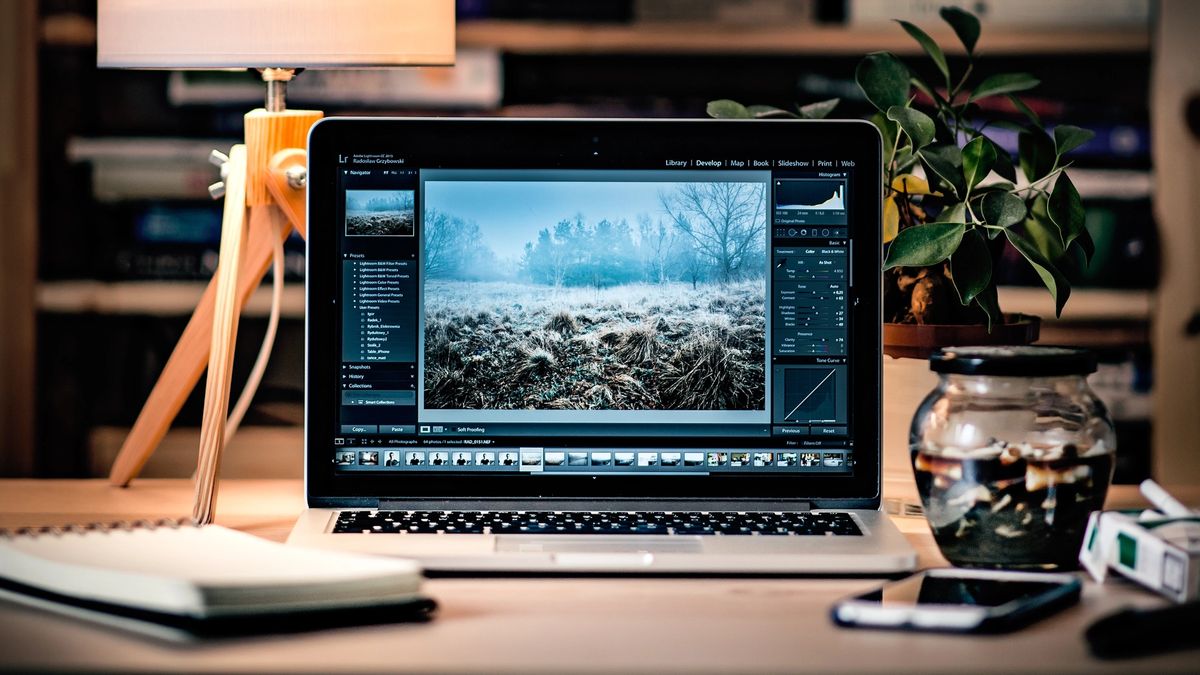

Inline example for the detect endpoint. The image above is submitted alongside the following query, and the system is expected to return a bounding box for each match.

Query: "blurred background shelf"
[998,287,1152,323]
[41,14,1151,55]
[456,20,1150,55]
[37,281,306,318]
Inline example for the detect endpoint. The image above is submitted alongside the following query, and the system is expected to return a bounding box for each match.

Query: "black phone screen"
[858,574,1069,607]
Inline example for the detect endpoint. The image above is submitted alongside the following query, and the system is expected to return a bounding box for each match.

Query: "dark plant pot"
[883,314,1041,360]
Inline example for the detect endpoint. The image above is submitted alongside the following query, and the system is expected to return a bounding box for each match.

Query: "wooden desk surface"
[1,479,1196,673]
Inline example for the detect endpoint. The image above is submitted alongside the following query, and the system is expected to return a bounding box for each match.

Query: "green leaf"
[932,112,956,147]
[1070,227,1097,267]
[886,106,936,149]
[1026,192,1049,228]
[910,76,949,108]
[969,73,1040,102]
[894,145,917,173]
[897,20,949,84]
[940,202,967,224]
[919,144,966,197]
[939,7,981,55]
[988,119,1027,133]
[884,221,965,269]
[1008,94,1041,126]
[706,99,751,119]
[953,101,981,121]
[992,142,1018,182]
[856,52,910,114]
[962,136,997,191]
[981,181,1017,193]
[973,282,1002,331]
[1018,128,1056,182]
[1024,207,1069,268]
[1005,228,1072,317]
[981,191,1026,228]
[951,228,993,305]
[1053,124,1095,157]
[797,98,840,119]
[1048,173,1090,262]
[746,105,799,118]
[1023,195,1059,254]
[871,112,898,163]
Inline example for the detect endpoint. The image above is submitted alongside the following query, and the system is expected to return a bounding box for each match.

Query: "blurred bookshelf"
[37,281,306,318]
[455,20,1150,55]
[29,0,1162,481]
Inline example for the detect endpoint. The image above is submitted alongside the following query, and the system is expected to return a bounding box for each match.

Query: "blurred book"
[634,0,813,24]
[67,137,235,202]
[458,0,634,22]
[109,246,305,282]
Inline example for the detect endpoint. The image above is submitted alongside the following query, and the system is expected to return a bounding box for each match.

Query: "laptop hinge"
[376,498,814,512]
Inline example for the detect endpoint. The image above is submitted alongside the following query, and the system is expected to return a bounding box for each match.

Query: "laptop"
[288,118,917,574]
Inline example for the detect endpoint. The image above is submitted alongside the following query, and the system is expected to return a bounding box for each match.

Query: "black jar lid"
[930,346,1097,376]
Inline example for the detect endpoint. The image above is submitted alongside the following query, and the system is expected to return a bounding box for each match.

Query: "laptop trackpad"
[495,535,703,554]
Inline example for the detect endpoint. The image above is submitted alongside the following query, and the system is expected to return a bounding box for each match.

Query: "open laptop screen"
[308,119,881,502]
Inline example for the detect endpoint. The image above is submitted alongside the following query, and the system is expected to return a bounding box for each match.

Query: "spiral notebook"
[0,521,433,638]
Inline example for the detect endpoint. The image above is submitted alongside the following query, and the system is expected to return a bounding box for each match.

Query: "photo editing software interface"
[331,153,857,477]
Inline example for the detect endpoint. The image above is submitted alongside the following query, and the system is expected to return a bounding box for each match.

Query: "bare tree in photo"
[549,218,576,288]
[659,183,767,283]
[423,209,455,277]
[637,214,676,284]
[424,208,487,279]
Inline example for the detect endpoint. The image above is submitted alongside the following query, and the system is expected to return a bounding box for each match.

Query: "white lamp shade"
[97,0,455,69]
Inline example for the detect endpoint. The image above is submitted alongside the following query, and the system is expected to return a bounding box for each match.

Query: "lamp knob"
[209,149,231,181]
[285,165,307,190]
[208,181,226,200]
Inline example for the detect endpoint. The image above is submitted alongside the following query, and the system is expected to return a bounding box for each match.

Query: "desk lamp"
[97,0,455,524]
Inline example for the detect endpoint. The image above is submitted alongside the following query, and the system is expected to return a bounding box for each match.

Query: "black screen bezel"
[306,118,882,508]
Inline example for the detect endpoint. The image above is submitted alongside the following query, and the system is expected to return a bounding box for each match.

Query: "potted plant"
[707,6,1095,475]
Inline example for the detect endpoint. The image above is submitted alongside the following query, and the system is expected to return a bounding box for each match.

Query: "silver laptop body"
[288,118,917,574]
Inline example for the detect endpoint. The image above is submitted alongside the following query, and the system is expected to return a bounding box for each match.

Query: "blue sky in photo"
[425,181,689,261]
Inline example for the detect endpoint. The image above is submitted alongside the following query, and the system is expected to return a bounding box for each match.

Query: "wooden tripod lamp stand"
[96,0,456,524]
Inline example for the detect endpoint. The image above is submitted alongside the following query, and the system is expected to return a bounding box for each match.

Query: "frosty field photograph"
[422,178,768,411]
[345,189,415,236]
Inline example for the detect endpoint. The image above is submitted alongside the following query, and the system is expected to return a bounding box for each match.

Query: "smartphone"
[831,568,1081,634]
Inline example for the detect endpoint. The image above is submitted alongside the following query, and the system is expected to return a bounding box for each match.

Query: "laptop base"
[288,508,917,574]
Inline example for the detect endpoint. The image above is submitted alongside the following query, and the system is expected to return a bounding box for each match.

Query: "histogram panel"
[774,178,848,225]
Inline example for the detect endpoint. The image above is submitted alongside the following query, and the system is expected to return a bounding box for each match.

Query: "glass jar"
[910,346,1116,569]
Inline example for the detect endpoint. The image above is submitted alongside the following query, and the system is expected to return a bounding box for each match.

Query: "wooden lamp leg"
[192,145,248,525]
[108,112,318,489]
[106,202,294,486]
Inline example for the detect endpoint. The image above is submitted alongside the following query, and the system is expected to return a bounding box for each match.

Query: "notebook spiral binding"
[0,517,191,539]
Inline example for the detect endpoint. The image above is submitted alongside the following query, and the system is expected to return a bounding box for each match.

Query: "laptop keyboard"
[333,510,862,536]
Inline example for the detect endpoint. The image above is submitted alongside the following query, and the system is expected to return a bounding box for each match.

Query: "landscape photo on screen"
[422,178,768,411]
[345,189,415,236]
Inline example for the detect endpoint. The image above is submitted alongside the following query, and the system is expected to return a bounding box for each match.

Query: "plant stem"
[1010,164,1071,195]
[886,125,902,184]
[950,62,974,101]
